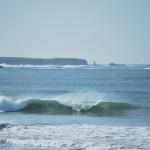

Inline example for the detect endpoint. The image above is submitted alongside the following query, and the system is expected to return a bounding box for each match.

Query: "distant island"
[109,63,126,67]
[0,57,88,66]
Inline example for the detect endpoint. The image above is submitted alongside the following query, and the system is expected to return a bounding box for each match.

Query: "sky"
[0,0,150,64]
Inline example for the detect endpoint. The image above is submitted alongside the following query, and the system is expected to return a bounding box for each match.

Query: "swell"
[20,99,73,114]
[0,95,139,115]
[18,99,137,115]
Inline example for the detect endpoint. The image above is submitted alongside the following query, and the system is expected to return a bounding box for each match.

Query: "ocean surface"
[0,64,150,150]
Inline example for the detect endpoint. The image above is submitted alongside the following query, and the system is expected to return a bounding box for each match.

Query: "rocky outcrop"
[0,57,88,65]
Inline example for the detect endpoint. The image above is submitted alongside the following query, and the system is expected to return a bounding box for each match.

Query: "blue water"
[0,65,150,126]
[0,64,150,150]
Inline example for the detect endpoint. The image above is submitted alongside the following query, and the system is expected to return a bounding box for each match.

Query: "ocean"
[0,64,150,150]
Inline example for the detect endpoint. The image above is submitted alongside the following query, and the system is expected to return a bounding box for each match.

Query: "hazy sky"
[0,0,150,64]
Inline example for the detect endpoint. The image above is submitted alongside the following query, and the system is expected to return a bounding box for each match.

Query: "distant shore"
[0,57,88,65]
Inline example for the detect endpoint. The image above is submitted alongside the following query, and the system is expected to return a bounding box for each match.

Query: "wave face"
[0,96,137,115]
[21,100,137,116]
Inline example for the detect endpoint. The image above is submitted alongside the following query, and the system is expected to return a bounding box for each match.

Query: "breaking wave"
[21,100,136,114]
[0,95,137,115]
[0,96,26,112]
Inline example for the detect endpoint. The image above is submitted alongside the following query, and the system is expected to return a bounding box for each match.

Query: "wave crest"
[0,96,137,115]
[0,96,26,112]
[17,100,138,116]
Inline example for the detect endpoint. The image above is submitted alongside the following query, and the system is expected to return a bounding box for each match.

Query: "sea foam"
[0,124,150,150]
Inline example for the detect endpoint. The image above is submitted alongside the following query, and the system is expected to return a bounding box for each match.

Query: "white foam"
[0,63,92,69]
[0,63,112,70]
[1,124,150,149]
[144,67,150,70]
[0,63,59,69]
[0,96,26,112]
[63,65,85,68]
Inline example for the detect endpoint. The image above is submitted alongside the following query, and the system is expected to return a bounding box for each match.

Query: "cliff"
[0,57,88,65]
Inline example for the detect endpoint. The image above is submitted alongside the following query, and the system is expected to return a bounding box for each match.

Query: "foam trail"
[63,65,85,68]
[0,63,58,69]
[144,67,150,70]
[0,96,26,112]
[0,63,102,70]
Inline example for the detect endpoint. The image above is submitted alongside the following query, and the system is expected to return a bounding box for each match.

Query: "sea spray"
[0,96,26,112]
[51,92,102,111]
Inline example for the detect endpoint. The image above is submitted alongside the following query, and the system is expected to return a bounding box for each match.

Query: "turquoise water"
[0,65,150,149]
